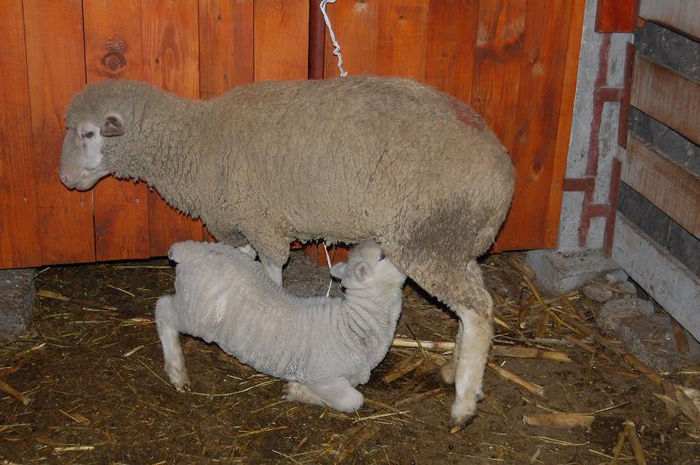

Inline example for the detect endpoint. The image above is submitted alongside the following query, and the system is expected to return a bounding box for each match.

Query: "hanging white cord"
[322,243,334,297]
[319,0,346,296]
[320,0,348,77]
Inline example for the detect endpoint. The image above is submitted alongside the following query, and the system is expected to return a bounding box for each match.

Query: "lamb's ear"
[330,262,348,279]
[353,262,374,283]
[100,114,124,136]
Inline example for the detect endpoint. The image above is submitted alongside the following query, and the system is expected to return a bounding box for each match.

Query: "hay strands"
[392,337,570,362]
[487,362,544,397]
[654,380,700,424]
[608,421,648,465]
[36,288,117,311]
[0,378,30,405]
[523,413,594,429]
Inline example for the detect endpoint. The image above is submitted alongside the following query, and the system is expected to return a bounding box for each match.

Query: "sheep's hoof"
[448,412,476,428]
[449,398,477,427]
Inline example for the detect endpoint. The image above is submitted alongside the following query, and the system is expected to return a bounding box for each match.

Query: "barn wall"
[0,0,586,269]
[613,7,700,339]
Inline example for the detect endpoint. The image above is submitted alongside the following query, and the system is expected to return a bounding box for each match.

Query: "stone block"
[525,249,617,295]
[0,269,35,341]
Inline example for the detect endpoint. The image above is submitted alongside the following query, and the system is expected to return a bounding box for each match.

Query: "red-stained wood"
[425,0,479,103]
[199,0,255,99]
[471,0,526,151]
[308,0,326,79]
[23,0,95,265]
[323,0,379,77]
[0,0,42,269]
[596,0,638,33]
[543,0,587,249]
[376,0,430,80]
[254,0,309,81]
[495,0,575,251]
[142,0,204,257]
[84,0,151,261]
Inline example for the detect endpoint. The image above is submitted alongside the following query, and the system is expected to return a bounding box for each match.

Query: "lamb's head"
[330,242,406,291]
[59,80,145,190]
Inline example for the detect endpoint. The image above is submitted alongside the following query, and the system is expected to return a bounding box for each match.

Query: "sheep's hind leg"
[407,258,492,426]
[447,260,493,426]
[155,296,190,391]
[285,379,363,413]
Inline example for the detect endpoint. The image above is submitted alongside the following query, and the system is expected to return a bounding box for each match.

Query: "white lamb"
[155,240,406,412]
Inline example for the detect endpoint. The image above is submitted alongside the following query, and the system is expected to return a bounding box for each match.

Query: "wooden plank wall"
[84,0,151,261]
[1,0,585,268]
[324,0,584,250]
[614,0,700,338]
[638,0,700,41]
[0,0,42,268]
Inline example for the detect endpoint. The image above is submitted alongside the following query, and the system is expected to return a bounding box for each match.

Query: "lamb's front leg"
[155,296,190,391]
[284,378,364,413]
[260,254,283,287]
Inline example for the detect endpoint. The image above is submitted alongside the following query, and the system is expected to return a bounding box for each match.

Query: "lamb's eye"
[80,130,94,139]
[379,252,386,261]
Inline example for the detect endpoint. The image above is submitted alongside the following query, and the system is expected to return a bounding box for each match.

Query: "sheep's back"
[205,77,514,259]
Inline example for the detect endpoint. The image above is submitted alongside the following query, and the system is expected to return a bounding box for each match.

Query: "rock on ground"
[0,269,35,342]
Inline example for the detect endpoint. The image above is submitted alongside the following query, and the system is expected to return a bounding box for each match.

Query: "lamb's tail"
[168,241,214,264]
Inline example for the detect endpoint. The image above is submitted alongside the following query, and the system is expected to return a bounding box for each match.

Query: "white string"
[322,243,334,297]
[320,0,348,77]
[320,1,345,296]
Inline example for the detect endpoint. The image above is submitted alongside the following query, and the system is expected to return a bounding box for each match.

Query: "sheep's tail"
[168,240,212,264]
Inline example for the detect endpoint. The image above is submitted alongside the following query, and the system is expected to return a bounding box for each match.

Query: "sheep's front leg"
[284,379,363,413]
[155,296,190,391]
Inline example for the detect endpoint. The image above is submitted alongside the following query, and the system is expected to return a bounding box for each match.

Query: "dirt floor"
[1,250,698,464]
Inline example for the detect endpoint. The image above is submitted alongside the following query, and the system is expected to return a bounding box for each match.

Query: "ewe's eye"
[379,252,386,261]
[80,130,94,139]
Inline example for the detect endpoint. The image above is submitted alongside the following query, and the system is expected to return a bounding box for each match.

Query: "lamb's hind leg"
[284,378,363,413]
[155,296,190,391]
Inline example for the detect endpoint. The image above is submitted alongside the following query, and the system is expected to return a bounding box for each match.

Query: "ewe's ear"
[100,114,124,136]
[330,262,348,280]
[353,262,374,283]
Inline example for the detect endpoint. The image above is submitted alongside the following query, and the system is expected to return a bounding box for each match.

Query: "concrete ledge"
[0,269,35,341]
[613,213,700,341]
[525,248,618,296]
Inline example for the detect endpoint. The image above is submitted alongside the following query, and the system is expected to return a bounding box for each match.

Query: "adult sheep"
[59,76,515,425]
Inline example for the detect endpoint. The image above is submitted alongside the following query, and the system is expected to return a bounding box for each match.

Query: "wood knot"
[102,52,126,72]
[101,36,127,74]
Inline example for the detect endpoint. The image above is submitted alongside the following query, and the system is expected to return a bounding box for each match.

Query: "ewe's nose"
[59,171,73,188]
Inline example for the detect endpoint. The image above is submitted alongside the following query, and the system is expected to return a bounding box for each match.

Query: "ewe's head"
[59,80,142,190]
[330,242,405,291]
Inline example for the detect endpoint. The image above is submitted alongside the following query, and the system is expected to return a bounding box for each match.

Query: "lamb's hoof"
[283,381,303,402]
[174,382,191,393]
